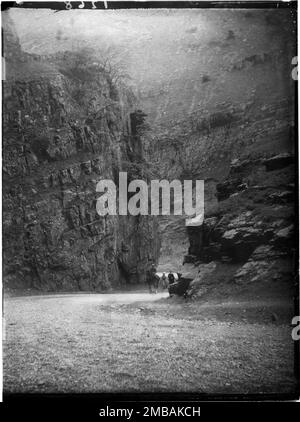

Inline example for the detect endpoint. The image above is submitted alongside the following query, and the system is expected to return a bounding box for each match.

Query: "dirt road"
[3,292,296,394]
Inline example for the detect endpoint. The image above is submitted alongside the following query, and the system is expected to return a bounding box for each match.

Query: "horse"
[155,272,179,290]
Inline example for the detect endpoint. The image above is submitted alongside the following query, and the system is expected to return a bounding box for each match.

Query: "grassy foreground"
[3,290,296,394]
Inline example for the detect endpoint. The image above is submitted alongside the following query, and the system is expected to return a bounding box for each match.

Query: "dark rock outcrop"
[184,152,295,291]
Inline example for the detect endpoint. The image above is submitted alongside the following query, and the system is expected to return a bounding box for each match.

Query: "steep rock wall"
[2,14,159,291]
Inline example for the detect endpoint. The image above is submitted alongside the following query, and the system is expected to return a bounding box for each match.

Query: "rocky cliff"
[140,10,296,286]
[183,148,296,297]
[2,13,160,291]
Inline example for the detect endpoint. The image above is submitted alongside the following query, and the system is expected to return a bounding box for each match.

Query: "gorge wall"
[2,13,160,291]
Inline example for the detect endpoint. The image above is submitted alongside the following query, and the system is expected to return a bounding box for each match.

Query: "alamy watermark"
[96,172,204,217]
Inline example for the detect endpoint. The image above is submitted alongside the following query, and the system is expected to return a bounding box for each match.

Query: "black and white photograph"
[1,0,299,404]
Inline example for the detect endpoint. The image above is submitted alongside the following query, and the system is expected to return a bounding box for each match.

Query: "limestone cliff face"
[2,13,159,291]
[183,150,295,298]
